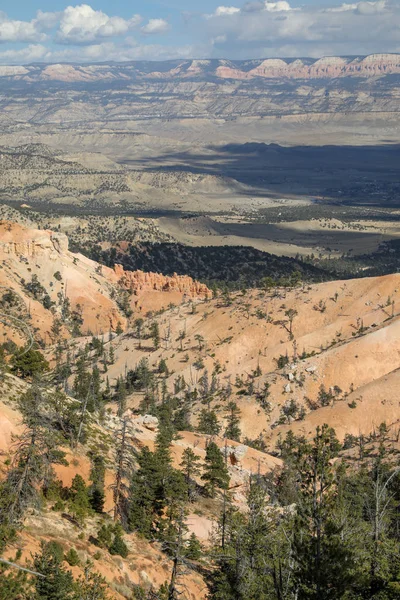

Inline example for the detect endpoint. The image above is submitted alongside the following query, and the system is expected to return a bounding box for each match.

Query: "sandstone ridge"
[216,54,400,80]
[0,225,69,259]
[1,54,400,83]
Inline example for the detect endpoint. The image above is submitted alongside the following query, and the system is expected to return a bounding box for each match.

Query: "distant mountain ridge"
[1,54,400,83]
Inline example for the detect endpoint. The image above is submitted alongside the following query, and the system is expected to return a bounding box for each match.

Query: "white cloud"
[356,0,387,14]
[0,4,174,63]
[215,6,242,15]
[141,19,170,34]
[263,1,292,12]
[0,0,398,63]
[0,5,146,46]
[325,3,358,12]
[325,0,386,12]
[0,11,48,43]
[56,4,142,44]
[21,41,195,63]
[242,2,265,12]
[206,0,399,57]
[0,44,49,62]
[34,10,60,30]
[210,0,292,16]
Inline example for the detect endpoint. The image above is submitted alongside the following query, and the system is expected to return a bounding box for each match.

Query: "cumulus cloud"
[56,4,142,44]
[34,10,60,30]
[263,1,292,12]
[0,43,49,62]
[0,4,175,63]
[0,5,146,46]
[356,0,387,14]
[0,0,399,63]
[141,19,170,34]
[0,11,49,43]
[242,2,265,12]
[214,0,292,13]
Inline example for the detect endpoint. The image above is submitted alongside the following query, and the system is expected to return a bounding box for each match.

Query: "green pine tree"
[185,533,202,560]
[109,524,129,558]
[150,322,160,350]
[180,448,201,501]
[293,425,354,600]
[68,475,91,526]
[201,442,229,498]
[224,402,241,441]
[197,409,221,436]
[89,454,106,513]
[129,422,187,540]
[10,347,49,380]
[33,541,75,600]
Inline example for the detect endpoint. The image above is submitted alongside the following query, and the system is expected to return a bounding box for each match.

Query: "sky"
[0,0,398,64]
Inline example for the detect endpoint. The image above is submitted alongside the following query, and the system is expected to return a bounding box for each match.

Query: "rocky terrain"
[1,54,400,83]
[103,271,400,444]
[3,50,400,598]
[0,221,210,343]
[2,222,400,596]
[1,55,400,134]
[3,220,400,447]
[0,55,400,263]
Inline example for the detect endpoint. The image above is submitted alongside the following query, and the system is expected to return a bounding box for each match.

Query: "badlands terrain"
[2,54,400,597]
[2,221,400,445]
[2,221,400,596]
[0,55,400,261]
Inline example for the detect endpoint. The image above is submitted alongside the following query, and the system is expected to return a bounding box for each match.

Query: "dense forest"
[74,239,400,291]
[76,242,330,289]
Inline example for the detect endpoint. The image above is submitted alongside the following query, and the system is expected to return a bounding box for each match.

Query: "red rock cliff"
[113,264,212,299]
[216,54,400,80]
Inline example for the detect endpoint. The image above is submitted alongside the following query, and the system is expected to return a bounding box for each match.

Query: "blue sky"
[4,0,180,20]
[0,0,398,64]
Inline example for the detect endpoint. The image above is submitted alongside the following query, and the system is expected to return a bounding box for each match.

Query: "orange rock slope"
[102,272,400,446]
[0,221,210,343]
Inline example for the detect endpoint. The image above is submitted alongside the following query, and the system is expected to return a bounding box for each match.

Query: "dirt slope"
[3,222,400,597]
[0,221,210,344]
[104,273,400,445]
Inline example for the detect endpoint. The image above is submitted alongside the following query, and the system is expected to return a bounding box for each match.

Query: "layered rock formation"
[1,56,400,136]
[113,264,212,299]
[0,224,69,259]
[216,54,400,80]
[0,221,127,338]
[1,54,400,83]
